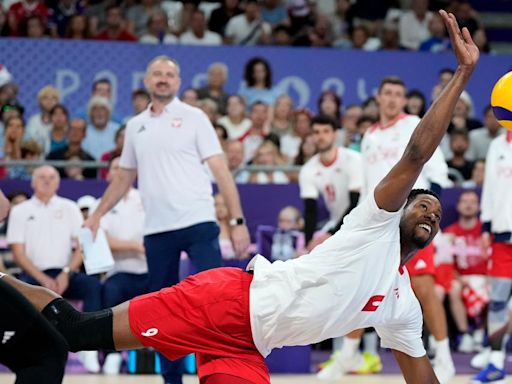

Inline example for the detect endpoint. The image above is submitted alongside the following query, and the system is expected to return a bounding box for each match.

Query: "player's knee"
[42,298,114,352]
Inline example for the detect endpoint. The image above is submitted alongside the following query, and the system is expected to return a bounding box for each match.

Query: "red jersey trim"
[368,112,409,133]
[320,148,338,167]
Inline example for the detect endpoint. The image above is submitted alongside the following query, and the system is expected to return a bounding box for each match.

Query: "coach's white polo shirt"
[100,188,147,277]
[7,195,83,271]
[121,98,223,235]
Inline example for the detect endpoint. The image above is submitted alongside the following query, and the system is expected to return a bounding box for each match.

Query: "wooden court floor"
[0,373,479,383]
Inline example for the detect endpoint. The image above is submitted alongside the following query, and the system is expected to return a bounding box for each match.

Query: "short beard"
[152,92,175,103]
[411,233,430,249]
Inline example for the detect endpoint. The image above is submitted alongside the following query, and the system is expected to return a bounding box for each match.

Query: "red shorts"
[489,243,512,278]
[407,243,436,277]
[128,268,270,384]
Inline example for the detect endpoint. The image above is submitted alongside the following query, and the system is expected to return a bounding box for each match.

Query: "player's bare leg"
[448,279,474,352]
[411,274,455,382]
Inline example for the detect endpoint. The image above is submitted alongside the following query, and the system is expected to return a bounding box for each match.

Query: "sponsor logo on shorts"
[414,259,427,270]
[141,328,158,337]
[2,331,15,344]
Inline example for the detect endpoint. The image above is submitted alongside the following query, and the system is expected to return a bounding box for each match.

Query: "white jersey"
[121,98,223,235]
[299,147,363,222]
[248,193,425,358]
[361,113,451,195]
[100,188,148,277]
[481,133,512,236]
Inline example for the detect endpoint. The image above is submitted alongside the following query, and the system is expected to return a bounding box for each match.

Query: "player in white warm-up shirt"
[299,114,362,245]
[1,11,478,384]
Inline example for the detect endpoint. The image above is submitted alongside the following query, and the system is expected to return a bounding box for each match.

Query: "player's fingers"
[461,27,474,46]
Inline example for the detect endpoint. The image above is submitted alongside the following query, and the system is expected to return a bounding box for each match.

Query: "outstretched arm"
[374,10,479,212]
[393,350,439,384]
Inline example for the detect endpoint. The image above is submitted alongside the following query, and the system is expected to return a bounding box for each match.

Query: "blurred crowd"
[0,0,492,52]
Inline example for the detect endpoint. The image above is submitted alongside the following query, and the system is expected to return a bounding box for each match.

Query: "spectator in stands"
[213,122,228,148]
[180,9,222,45]
[405,89,427,118]
[453,0,480,36]
[239,57,280,107]
[214,193,236,260]
[349,24,369,49]
[0,6,11,36]
[287,0,313,35]
[2,116,24,176]
[261,0,290,29]
[336,104,363,148]
[198,98,219,123]
[208,0,242,37]
[46,118,97,179]
[0,99,24,145]
[467,106,504,161]
[100,125,125,179]
[49,0,86,38]
[181,88,199,107]
[100,155,148,374]
[74,78,122,124]
[0,66,17,107]
[224,0,271,45]
[167,0,198,36]
[328,0,352,46]
[218,95,251,139]
[270,95,294,137]
[26,86,60,151]
[442,190,488,353]
[62,155,86,180]
[419,12,451,53]
[47,104,69,155]
[294,14,333,47]
[461,159,485,189]
[472,28,491,54]
[124,89,150,122]
[270,206,304,261]
[399,0,432,50]
[379,22,401,50]
[9,140,42,180]
[447,129,474,182]
[82,96,120,160]
[64,14,91,39]
[432,68,454,101]
[350,115,374,152]
[271,25,292,45]
[280,108,312,162]
[7,165,102,372]
[241,101,270,162]
[7,0,49,36]
[21,14,48,37]
[139,10,178,44]
[293,133,316,166]
[196,63,230,115]
[450,95,482,132]
[225,139,249,183]
[126,0,161,37]
[94,5,137,42]
[248,139,288,184]
[318,90,342,128]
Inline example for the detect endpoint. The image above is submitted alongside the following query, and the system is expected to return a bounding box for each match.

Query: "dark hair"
[311,114,337,131]
[106,4,122,15]
[65,14,90,39]
[483,104,492,115]
[458,189,479,201]
[213,123,228,140]
[115,125,126,141]
[405,189,441,208]
[132,88,150,100]
[264,132,281,149]
[439,68,455,77]
[317,91,342,122]
[20,15,47,37]
[244,57,272,88]
[4,115,24,129]
[92,78,111,92]
[294,134,315,165]
[450,128,469,141]
[50,104,69,118]
[378,76,406,93]
[250,100,268,110]
[356,115,376,127]
[405,89,427,117]
[1,99,25,119]
[7,190,29,202]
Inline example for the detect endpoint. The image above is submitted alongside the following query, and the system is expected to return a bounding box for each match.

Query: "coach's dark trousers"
[144,221,222,384]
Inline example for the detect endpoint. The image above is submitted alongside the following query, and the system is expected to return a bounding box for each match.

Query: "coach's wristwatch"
[229,217,246,226]
[62,266,71,274]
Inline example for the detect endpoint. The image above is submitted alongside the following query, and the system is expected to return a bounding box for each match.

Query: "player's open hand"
[231,224,250,258]
[440,10,479,73]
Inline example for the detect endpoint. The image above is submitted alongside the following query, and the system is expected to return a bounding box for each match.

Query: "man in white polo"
[7,165,102,372]
[85,55,250,384]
